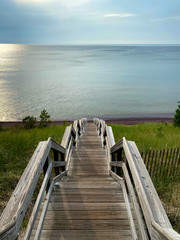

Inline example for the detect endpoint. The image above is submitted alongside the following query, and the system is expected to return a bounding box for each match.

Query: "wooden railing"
[0,118,87,240]
[94,118,180,240]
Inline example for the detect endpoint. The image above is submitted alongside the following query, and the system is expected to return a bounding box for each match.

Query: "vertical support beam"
[111,152,115,172]
[53,150,60,176]
[43,154,51,193]
[116,148,123,177]
[60,152,65,172]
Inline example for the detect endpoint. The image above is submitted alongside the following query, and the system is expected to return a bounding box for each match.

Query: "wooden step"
[49,194,124,202]
[53,188,122,195]
[62,177,114,181]
[34,219,131,230]
[45,202,127,211]
[31,230,133,240]
[36,210,128,220]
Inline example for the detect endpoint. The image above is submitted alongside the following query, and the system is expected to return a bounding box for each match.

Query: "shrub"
[39,109,51,128]
[156,126,164,138]
[22,116,37,129]
[173,101,180,127]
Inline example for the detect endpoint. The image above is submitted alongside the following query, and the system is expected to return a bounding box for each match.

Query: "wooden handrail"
[0,118,87,240]
[0,140,51,240]
[94,118,180,240]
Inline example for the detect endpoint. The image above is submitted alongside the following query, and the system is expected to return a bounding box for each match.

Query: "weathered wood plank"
[44,202,127,211]
[61,126,72,149]
[31,230,133,240]
[106,125,115,148]
[111,139,123,154]
[34,219,131,230]
[36,210,128,220]
[52,161,67,167]
[55,182,119,188]
[34,179,54,240]
[110,161,123,167]
[50,194,124,202]
[152,221,180,240]
[50,138,66,154]
[121,180,138,240]
[24,162,53,240]
[122,163,149,240]
[124,139,172,234]
[53,188,122,195]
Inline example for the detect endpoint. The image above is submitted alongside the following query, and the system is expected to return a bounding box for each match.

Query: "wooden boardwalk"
[32,123,133,239]
[1,119,179,240]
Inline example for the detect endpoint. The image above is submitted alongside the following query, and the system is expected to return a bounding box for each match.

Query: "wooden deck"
[31,123,133,239]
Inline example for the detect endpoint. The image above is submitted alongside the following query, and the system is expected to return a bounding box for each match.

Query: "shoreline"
[0,117,173,127]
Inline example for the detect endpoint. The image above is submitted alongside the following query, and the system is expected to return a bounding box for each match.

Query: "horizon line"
[0,43,180,46]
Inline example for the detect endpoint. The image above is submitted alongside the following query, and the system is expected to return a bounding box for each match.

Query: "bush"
[39,109,51,128]
[22,116,37,129]
[174,101,180,127]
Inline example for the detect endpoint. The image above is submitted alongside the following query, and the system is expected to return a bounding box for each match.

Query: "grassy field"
[0,124,67,213]
[110,122,180,152]
[110,122,180,233]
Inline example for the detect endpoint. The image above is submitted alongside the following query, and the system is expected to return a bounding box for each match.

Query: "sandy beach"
[0,117,173,127]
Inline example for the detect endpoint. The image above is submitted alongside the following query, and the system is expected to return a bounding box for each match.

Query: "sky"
[0,0,180,44]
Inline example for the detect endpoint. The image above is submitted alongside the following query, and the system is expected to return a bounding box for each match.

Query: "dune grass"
[110,122,180,153]
[110,122,180,233]
[0,124,67,213]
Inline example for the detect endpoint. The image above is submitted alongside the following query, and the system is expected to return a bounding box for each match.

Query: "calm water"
[0,44,179,121]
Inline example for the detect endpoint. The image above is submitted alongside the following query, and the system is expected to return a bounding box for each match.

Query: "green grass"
[110,122,180,233]
[0,125,67,204]
[110,122,180,152]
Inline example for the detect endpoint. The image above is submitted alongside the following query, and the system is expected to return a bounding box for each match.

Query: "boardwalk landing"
[32,123,133,239]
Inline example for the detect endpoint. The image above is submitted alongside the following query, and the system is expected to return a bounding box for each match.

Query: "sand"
[0,117,173,127]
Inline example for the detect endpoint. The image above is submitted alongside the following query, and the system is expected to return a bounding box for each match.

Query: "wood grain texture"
[31,230,133,240]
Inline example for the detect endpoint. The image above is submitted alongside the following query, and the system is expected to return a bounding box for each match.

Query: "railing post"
[111,152,115,172]
[103,129,107,148]
[116,148,123,177]
[77,121,81,136]
[43,154,51,193]
[72,131,76,147]
[60,152,65,172]
[53,149,60,176]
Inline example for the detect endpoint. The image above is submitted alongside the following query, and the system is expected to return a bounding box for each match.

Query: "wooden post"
[60,152,65,172]
[43,154,51,193]
[111,152,115,172]
[53,150,60,176]
[116,148,123,177]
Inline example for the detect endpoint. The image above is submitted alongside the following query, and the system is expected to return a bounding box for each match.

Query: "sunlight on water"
[0,44,179,121]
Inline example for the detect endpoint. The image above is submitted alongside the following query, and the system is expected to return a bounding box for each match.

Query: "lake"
[0,44,179,121]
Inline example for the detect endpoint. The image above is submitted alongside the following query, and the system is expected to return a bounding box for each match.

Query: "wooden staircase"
[0,118,179,240]
[32,123,133,239]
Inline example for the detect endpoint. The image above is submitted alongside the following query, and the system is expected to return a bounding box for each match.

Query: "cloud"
[151,16,180,22]
[58,0,91,7]
[14,0,51,3]
[104,13,137,18]
[14,0,91,6]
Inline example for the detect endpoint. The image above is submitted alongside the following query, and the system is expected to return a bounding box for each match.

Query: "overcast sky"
[1,0,180,44]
